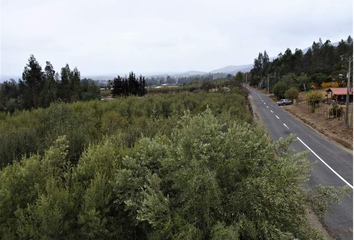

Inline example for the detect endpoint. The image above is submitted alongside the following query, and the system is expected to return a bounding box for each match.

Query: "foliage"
[285,87,299,101]
[0,110,348,239]
[111,72,146,97]
[329,105,343,118]
[297,73,311,91]
[0,90,251,168]
[20,55,44,109]
[273,82,287,99]
[147,78,237,94]
[0,85,348,239]
[249,36,353,90]
[146,74,215,86]
[0,55,100,112]
[306,91,323,113]
[281,73,299,89]
[234,71,244,84]
[0,79,21,112]
[311,73,328,88]
[310,185,350,220]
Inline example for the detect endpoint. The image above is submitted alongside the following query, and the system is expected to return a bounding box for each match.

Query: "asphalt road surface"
[245,85,353,240]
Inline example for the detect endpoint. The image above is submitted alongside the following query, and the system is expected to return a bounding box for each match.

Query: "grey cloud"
[1,0,352,77]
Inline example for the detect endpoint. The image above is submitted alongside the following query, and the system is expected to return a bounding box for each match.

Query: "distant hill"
[173,71,206,77]
[163,65,253,79]
[210,64,253,74]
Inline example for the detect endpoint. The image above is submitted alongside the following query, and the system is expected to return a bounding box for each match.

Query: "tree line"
[249,36,353,98]
[144,73,233,86]
[111,72,146,96]
[147,72,245,95]
[0,55,100,112]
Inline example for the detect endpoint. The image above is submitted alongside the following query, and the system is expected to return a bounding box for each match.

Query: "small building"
[326,88,353,103]
[321,81,339,88]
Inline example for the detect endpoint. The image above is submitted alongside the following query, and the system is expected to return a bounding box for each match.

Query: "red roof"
[328,88,353,95]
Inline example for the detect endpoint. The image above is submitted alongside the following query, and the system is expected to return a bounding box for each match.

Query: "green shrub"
[0,111,348,239]
[0,90,251,167]
[329,105,342,118]
[285,87,299,101]
[273,82,287,99]
[306,91,323,113]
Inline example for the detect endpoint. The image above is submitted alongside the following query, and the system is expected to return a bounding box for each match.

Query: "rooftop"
[326,88,353,95]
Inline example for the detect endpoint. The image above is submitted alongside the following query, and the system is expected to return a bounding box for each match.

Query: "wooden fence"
[297,101,353,127]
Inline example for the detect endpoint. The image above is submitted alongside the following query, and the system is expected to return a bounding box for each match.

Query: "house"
[326,88,353,103]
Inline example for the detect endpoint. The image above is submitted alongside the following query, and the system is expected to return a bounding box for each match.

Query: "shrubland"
[0,89,250,168]
[0,85,347,239]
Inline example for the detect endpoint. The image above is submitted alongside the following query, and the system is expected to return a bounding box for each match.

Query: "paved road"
[245,85,353,240]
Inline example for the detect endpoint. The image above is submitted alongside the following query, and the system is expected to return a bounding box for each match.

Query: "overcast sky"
[0,0,353,77]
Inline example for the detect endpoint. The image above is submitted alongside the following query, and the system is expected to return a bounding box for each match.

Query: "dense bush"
[0,110,347,239]
[0,85,349,239]
[0,91,251,168]
[329,105,343,118]
[273,82,287,99]
[306,91,323,113]
[285,87,299,101]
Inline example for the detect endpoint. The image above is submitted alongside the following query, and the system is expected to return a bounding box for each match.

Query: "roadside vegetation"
[249,36,353,99]
[0,78,348,239]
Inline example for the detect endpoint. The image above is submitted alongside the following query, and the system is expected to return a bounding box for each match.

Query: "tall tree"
[292,49,304,74]
[303,49,313,74]
[20,55,44,109]
[262,50,270,75]
[70,67,81,102]
[39,61,57,108]
[58,64,71,102]
[251,52,263,77]
[112,72,146,97]
[112,76,124,96]
[128,72,138,95]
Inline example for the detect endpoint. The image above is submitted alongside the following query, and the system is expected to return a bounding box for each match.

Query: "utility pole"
[345,56,352,128]
[267,74,269,94]
[342,55,352,127]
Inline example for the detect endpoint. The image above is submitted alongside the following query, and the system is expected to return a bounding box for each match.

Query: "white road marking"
[283,123,289,129]
[276,115,280,119]
[297,137,353,189]
[270,110,273,113]
[264,102,266,105]
[266,106,269,108]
